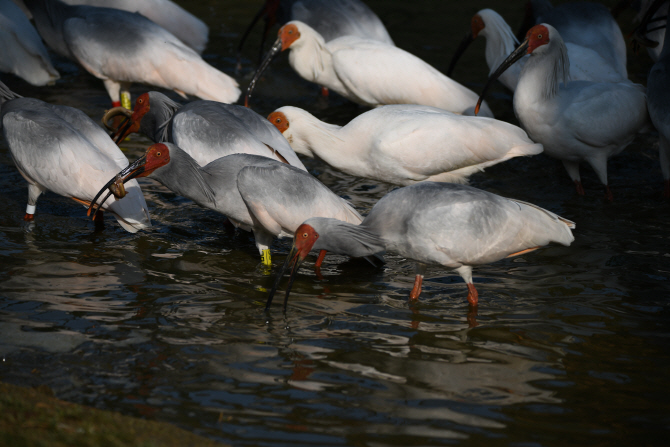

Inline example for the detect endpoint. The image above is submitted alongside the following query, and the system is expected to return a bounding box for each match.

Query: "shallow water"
[1,0,670,445]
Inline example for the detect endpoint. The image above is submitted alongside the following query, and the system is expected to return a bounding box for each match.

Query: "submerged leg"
[455,265,478,306]
[409,263,427,301]
[562,160,583,195]
[24,183,45,221]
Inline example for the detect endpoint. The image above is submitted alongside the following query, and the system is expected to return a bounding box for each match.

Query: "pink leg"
[466,283,479,307]
[574,180,585,196]
[409,274,423,301]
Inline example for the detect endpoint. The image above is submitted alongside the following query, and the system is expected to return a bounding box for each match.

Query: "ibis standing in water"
[267,105,542,185]
[24,0,239,108]
[237,0,393,67]
[105,91,306,170]
[267,182,575,311]
[90,143,361,265]
[0,81,151,231]
[476,24,649,200]
[246,20,494,117]
[0,0,59,86]
[448,9,626,91]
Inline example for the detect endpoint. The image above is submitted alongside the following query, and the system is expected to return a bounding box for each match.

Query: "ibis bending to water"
[476,24,649,200]
[267,182,575,311]
[448,9,626,91]
[24,0,239,108]
[246,20,494,117]
[0,0,59,86]
[104,91,306,170]
[267,105,542,185]
[0,81,150,231]
[237,0,393,67]
[90,143,361,265]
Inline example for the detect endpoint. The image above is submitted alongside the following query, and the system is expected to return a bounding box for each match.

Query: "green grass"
[0,382,226,447]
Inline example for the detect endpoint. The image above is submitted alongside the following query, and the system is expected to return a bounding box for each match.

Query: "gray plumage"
[139,92,306,170]
[147,143,360,254]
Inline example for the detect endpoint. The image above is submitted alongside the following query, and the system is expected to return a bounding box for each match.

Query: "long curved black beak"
[245,37,283,107]
[475,39,529,115]
[447,32,474,77]
[266,244,305,312]
[87,154,148,219]
[236,5,269,71]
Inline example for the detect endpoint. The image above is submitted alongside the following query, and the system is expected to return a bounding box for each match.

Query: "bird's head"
[471,13,485,38]
[278,23,301,50]
[265,223,319,312]
[475,23,552,115]
[525,24,551,54]
[87,143,171,218]
[267,111,289,134]
[104,92,151,144]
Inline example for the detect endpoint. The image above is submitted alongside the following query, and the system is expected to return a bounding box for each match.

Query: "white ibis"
[90,143,361,265]
[60,0,208,54]
[476,24,649,200]
[0,0,59,86]
[266,181,575,311]
[517,0,628,78]
[24,0,239,108]
[642,1,670,195]
[237,0,393,67]
[246,20,495,117]
[267,104,542,186]
[104,91,306,170]
[447,9,626,91]
[0,81,151,231]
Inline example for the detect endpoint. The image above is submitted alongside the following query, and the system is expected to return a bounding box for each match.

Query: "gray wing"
[173,101,306,170]
[236,162,362,237]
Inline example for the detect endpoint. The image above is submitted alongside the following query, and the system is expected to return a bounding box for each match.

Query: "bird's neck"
[287,115,349,166]
[150,147,216,207]
[288,31,332,84]
[482,15,520,74]
[312,219,386,258]
[515,39,570,114]
[143,104,178,143]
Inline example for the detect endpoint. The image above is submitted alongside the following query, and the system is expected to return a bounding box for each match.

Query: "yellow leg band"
[261,249,272,266]
[121,91,132,110]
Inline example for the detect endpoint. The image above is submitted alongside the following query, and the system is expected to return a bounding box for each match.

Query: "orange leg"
[320,87,329,97]
[466,283,479,307]
[315,250,327,267]
[409,274,423,301]
[604,185,613,202]
[23,213,34,222]
[467,304,479,328]
[574,180,585,195]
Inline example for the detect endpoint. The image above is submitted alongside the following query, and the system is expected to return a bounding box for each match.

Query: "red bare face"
[471,14,485,38]
[279,23,301,50]
[294,223,319,259]
[526,24,550,53]
[267,111,289,133]
[138,143,171,178]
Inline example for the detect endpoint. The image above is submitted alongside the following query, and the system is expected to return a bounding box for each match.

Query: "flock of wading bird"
[0,0,668,311]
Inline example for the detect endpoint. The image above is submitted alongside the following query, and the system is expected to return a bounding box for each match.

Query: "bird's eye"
[156,152,161,156]
[302,232,308,238]
[537,34,543,39]
[138,99,143,104]
[275,118,281,123]
[288,29,293,34]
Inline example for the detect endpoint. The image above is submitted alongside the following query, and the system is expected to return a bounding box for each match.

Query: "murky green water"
[2,0,670,445]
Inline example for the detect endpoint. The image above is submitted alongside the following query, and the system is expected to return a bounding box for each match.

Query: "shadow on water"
[1,0,670,446]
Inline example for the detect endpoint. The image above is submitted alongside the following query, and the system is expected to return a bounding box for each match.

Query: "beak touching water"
[475,38,530,115]
[266,224,319,312]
